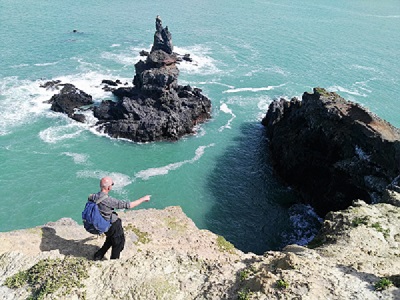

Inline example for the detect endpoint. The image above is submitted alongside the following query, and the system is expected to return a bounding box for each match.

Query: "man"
[93,176,151,260]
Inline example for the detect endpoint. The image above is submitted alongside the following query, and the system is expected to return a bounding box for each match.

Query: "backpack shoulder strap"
[95,194,109,204]
[88,193,109,204]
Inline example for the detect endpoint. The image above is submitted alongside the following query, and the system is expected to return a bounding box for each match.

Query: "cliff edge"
[1,203,400,299]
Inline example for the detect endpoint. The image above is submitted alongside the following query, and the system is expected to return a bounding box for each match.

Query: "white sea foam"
[54,71,128,101]
[34,62,59,67]
[62,152,90,165]
[328,85,367,97]
[219,103,236,132]
[354,80,373,94]
[194,126,206,138]
[256,96,274,120]
[134,143,215,180]
[197,81,235,89]
[284,204,323,246]
[174,45,221,75]
[101,51,140,67]
[257,96,273,112]
[351,64,378,72]
[364,14,400,18]
[266,66,289,76]
[110,44,121,48]
[11,64,29,68]
[0,77,56,136]
[39,122,84,144]
[223,83,286,94]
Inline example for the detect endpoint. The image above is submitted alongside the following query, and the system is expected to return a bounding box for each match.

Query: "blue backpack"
[82,194,111,235]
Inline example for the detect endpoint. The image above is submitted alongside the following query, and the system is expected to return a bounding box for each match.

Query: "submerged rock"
[262,88,400,216]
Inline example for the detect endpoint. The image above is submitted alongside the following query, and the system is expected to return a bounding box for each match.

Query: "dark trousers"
[94,218,125,260]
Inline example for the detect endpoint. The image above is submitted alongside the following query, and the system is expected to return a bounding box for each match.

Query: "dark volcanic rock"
[262,87,400,216]
[93,17,211,142]
[46,84,93,123]
[101,79,118,86]
[151,16,173,54]
[139,50,150,57]
[40,80,62,90]
[182,54,193,62]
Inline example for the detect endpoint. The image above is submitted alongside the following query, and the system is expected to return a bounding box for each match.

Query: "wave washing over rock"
[42,16,212,142]
[1,200,400,299]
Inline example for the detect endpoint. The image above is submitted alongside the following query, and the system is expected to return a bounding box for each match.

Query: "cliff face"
[1,202,400,300]
[262,88,400,216]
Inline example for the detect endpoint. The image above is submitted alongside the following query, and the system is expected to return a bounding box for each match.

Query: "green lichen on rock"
[125,223,151,244]
[164,216,187,233]
[239,268,252,281]
[275,278,289,289]
[3,256,90,300]
[351,216,369,227]
[237,287,253,300]
[371,222,390,239]
[314,87,332,97]
[216,235,236,254]
[351,216,390,238]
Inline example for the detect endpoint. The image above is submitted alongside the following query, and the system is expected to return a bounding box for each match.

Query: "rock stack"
[93,16,211,142]
[262,88,400,216]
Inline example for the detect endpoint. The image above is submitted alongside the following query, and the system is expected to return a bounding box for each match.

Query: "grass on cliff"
[4,257,90,300]
[371,222,390,239]
[276,279,289,289]
[351,216,390,239]
[351,216,369,227]
[238,288,253,300]
[164,216,187,233]
[124,223,151,245]
[216,235,236,254]
[374,278,393,291]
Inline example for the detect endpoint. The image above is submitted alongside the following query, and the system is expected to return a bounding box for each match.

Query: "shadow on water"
[206,122,301,254]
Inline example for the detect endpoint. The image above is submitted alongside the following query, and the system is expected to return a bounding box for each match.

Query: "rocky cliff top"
[1,200,400,299]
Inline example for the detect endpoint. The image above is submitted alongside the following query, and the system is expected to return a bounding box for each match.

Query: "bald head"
[100,177,114,190]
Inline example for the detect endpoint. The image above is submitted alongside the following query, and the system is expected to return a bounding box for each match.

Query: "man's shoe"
[93,254,103,261]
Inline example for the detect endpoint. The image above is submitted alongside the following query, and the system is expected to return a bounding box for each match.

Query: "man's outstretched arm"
[129,195,151,209]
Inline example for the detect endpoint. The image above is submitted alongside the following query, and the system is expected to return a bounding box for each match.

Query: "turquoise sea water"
[0,0,399,254]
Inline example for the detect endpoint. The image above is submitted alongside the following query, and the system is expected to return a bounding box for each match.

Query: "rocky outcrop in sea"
[43,17,211,142]
[43,82,93,123]
[93,17,211,142]
[262,88,400,216]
